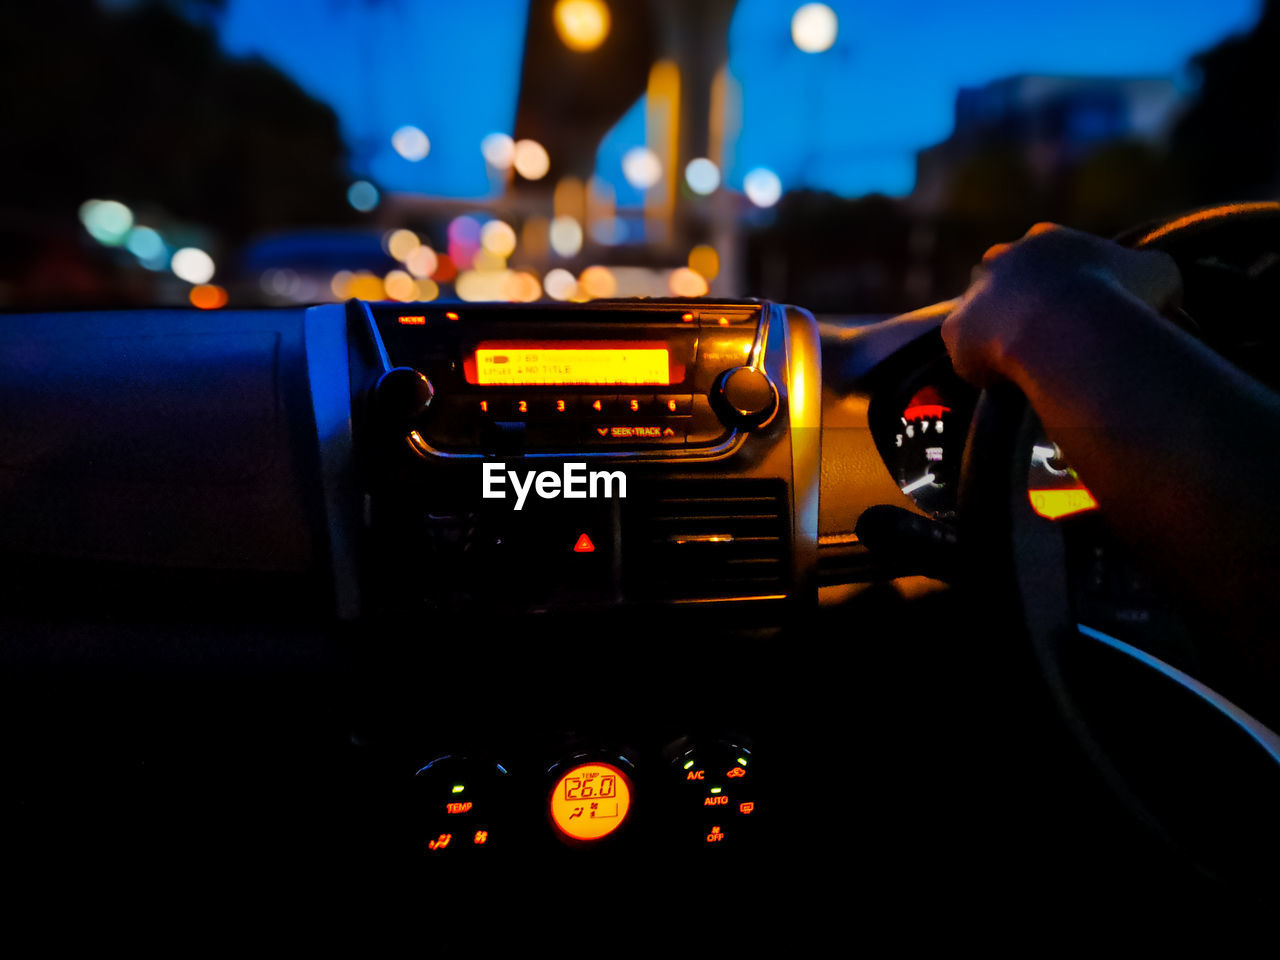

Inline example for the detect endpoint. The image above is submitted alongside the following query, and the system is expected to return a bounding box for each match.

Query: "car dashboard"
[1,294,1266,912]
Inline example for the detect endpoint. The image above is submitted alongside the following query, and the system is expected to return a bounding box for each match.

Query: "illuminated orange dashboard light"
[473,830,488,845]
[573,533,595,553]
[725,767,745,779]
[549,762,632,842]
[704,795,729,806]
[739,802,754,815]
[398,315,426,325]
[427,833,452,851]
[445,801,473,815]
[706,826,725,843]
[1029,488,1098,520]
[685,769,705,781]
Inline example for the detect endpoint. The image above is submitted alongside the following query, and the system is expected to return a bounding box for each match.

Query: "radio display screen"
[465,341,677,386]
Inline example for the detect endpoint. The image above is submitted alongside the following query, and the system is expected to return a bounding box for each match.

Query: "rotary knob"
[712,366,778,428]
[374,366,434,424]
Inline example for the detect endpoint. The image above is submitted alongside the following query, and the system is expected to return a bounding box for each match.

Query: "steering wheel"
[956,202,1280,898]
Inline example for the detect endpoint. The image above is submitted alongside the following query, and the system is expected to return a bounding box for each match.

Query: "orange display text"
[549,762,633,842]
[465,341,679,386]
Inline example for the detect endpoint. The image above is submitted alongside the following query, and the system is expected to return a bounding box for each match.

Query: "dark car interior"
[3,203,1279,923]
[6,0,1280,932]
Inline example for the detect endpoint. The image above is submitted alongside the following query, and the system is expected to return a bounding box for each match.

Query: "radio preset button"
[654,394,693,417]
[531,396,580,418]
[583,396,612,418]
[615,395,650,417]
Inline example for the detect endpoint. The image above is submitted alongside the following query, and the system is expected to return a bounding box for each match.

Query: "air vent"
[623,479,790,602]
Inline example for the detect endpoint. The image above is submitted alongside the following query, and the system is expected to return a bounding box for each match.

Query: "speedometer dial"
[894,386,958,516]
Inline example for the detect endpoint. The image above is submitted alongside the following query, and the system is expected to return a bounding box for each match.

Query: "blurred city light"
[590,218,628,245]
[79,199,134,246]
[684,158,721,195]
[480,219,518,257]
[189,284,228,310]
[622,146,662,190]
[330,270,354,299]
[668,267,709,297]
[688,244,720,281]
[405,245,439,278]
[391,125,431,161]
[743,167,783,207]
[791,3,838,53]
[124,226,167,269]
[170,247,215,285]
[416,278,440,301]
[513,139,551,180]
[553,0,611,52]
[482,133,516,170]
[387,228,420,262]
[347,180,379,212]
[578,265,617,299]
[347,271,384,300]
[549,215,584,257]
[544,268,578,300]
[383,269,417,301]
[472,249,507,272]
[503,270,543,302]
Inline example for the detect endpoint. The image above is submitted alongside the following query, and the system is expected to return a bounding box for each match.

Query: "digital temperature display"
[549,762,633,842]
[466,341,673,386]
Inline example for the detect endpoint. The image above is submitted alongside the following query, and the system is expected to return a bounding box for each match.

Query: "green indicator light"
[451,785,465,794]
[683,760,695,770]
[737,757,748,766]
[710,787,722,794]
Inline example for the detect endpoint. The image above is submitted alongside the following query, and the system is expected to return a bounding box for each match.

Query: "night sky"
[217,0,1262,202]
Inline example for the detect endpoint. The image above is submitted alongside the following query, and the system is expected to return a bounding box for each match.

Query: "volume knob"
[374,366,434,423]
[712,366,778,428]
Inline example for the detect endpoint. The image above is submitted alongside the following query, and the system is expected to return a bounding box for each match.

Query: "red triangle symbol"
[573,533,596,553]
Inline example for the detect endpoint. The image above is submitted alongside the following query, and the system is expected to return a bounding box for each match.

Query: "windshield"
[2,0,1274,315]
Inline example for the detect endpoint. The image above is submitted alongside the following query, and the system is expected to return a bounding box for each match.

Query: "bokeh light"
[170,247,215,285]
[416,278,440,301]
[791,3,838,53]
[544,268,578,301]
[549,215,584,257]
[480,219,518,257]
[391,125,431,161]
[125,226,167,269]
[387,228,420,262]
[405,245,438,278]
[688,244,720,280]
[684,157,721,195]
[482,133,516,170]
[384,269,417,301]
[622,146,662,190]
[669,267,709,297]
[513,139,551,180]
[347,271,385,300]
[330,270,354,300]
[347,180,379,212]
[473,248,508,272]
[502,270,543,302]
[553,0,611,52]
[743,167,783,207]
[189,284,228,309]
[79,199,134,246]
[578,265,617,299]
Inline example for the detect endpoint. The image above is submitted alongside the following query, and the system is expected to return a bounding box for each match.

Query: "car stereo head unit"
[359,300,775,460]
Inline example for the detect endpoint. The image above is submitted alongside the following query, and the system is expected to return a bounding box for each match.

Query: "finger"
[1025,221,1060,238]
[982,242,1012,263]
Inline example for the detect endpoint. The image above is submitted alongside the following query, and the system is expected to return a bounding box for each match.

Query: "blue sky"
[217,0,1263,201]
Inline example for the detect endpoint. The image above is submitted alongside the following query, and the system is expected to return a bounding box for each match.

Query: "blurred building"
[912,75,1184,212]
